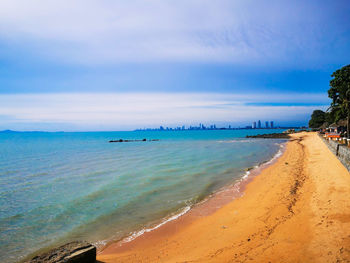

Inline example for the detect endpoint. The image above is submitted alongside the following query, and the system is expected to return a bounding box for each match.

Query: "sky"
[0,0,349,131]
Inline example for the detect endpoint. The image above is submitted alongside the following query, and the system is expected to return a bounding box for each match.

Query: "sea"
[0,129,287,263]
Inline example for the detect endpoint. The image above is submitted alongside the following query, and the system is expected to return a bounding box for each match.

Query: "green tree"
[325,111,335,124]
[309,110,326,128]
[328,64,350,137]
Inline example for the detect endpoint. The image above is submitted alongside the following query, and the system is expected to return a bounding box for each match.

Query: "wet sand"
[97,132,350,262]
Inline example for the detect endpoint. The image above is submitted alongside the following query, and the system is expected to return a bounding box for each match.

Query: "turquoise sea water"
[0,129,286,263]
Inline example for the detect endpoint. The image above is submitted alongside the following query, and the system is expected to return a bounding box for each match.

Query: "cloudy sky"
[0,0,349,130]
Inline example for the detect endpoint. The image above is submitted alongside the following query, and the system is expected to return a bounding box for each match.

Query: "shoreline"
[97,140,287,255]
[14,136,286,263]
[97,132,350,262]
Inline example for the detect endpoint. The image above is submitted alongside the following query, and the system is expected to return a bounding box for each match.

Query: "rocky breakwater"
[109,139,159,143]
[246,133,290,139]
[25,241,96,263]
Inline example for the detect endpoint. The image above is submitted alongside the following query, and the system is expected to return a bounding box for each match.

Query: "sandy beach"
[97,132,350,263]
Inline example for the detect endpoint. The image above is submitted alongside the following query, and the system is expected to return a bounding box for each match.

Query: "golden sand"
[97,132,350,262]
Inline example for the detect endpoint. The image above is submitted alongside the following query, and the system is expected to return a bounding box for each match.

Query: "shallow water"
[0,129,286,263]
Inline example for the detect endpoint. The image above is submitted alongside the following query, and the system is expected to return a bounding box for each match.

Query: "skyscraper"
[252,122,256,129]
[270,121,274,128]
[265,121,269,128]
[258,120,261,129]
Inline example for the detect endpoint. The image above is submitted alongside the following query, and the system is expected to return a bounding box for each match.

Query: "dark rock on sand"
[26,241,96,263]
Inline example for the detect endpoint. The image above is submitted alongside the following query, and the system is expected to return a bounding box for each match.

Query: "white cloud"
[0,0,341,65]
[0,93,327,130]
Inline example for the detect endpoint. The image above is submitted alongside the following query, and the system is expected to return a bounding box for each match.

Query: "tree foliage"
[328,64,350,136]
[309,110,326,128]
[324,111,335,124]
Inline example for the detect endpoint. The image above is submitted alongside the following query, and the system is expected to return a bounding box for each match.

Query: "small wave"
[94,239,108,247]
[240,142,285,182]
[264,144,285,165]
[242,169,253,180]
[121,206,191,243]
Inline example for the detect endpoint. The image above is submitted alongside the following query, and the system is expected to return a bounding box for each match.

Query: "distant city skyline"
[252,120,275,129]
[135,120,304,132]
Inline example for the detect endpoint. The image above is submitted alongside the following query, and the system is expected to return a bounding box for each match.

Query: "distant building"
[265,121,269,128]
[258,120,261,129]
[270,121,274,128]
[252,122,256,129]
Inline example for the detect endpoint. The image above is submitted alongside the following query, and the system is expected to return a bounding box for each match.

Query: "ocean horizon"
[0,129,286,263]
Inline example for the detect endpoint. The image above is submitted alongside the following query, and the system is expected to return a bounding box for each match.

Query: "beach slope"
[98,132,350,262]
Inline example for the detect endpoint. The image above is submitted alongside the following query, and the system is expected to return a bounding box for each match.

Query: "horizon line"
[0,126,306,133]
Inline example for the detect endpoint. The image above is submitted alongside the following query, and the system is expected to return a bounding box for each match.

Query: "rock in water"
[26,241,96,263]
[246,133,290,139]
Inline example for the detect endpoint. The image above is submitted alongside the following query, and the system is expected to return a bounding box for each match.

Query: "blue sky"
[0,0,349,131]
